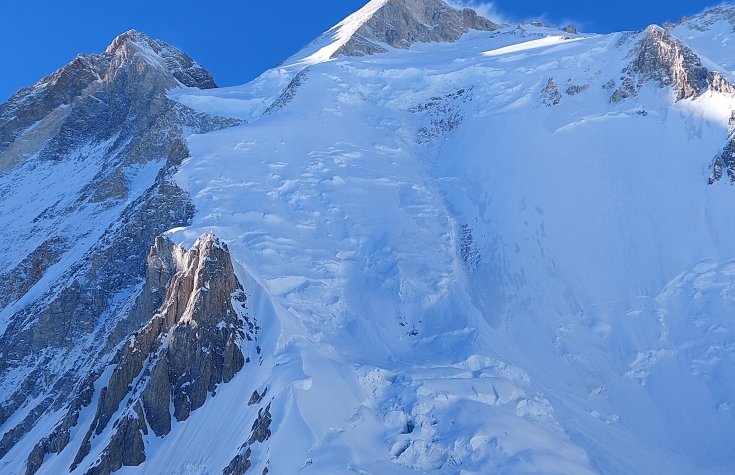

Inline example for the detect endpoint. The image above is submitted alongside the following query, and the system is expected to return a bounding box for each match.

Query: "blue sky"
[0,0,721,101]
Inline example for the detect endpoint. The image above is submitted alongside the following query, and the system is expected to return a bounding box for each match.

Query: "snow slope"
[122,16,735,475]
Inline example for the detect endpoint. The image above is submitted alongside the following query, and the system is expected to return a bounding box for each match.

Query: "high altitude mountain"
[1,0,735,474]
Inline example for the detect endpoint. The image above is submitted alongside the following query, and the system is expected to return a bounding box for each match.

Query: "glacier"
[1,1,735,474]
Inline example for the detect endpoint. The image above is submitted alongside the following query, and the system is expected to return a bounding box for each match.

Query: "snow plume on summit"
[295,0,497,62]
[446,0,506,24]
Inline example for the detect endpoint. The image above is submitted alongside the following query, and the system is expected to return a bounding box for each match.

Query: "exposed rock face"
[541,78,562,106]
[0,237,70,309]
[105,30,217,89]
[0,30,240,470]
[611,25,735,103]
[612,26,709,102]
[223,403,273,475]
[24,373,98,475]
[264,68,310,115]
[333,0,498,57]
[67,234,250,475]
[709,112,735,184]
[409,87,472,143]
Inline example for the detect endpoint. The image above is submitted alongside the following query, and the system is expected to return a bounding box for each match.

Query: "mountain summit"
[300,0,497,61]
[104,29,217,89]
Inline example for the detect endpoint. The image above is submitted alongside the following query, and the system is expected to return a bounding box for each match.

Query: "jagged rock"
[0,54,108,162]
[609,25,735,102]
[71,234,250,472]
[248,387,267,406]
[25,374,97,475]
[459,224,481,272]
[409,88,472,143]
[562,25,578,34]
[264,68,309,115]
[333,0,498,57]
[223,448,252,475]
[541,78,562,106]
[566,83,589,95]
[709,72,735,96]
[249,404,273,444]
[223,403,273,475]
[84,402,148,475]
[105,30,217,89]
[0,30,240,465]
[709,134,735,184]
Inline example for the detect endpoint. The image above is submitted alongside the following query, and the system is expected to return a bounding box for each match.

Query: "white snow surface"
[13,13,735,475]
[163,25,735,475]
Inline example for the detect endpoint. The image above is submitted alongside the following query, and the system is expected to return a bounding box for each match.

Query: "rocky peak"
[0,29,218,163]
[104,29,216,89]
[330,0,498,57]
[611,25,714,102]
[104,29,158,55]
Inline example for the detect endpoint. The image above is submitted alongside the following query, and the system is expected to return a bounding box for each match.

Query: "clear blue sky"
[0,0,720,101]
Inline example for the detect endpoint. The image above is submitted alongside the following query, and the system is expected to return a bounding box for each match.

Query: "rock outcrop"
[223,403,273,475]
[60,234,252,475]
[0,30,240,469]
[611,25,735,103]
[409,87,472,143]
[709,111,735,184]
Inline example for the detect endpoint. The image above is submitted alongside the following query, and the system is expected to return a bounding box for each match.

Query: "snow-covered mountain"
[2,0,735,474]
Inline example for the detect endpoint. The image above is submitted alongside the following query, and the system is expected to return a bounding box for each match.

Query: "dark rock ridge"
[264,68,310,115]
[709,112,735,185]
[52,234,252,475]
[611,25,735,102]
[333,0,498,57]
[0,30,240,469]
[709,134,735,184]
[224,403,273,475]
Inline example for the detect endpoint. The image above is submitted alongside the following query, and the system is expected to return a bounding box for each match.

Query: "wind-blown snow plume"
[446,0,506,24]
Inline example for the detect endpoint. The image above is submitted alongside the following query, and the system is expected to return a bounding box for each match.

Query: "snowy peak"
[302,0,497,60]
[335,0,497,56]
[681,4,735,32]
[104,29,216,89]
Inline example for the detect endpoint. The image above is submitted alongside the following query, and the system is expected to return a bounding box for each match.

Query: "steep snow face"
[142,16,735,475]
